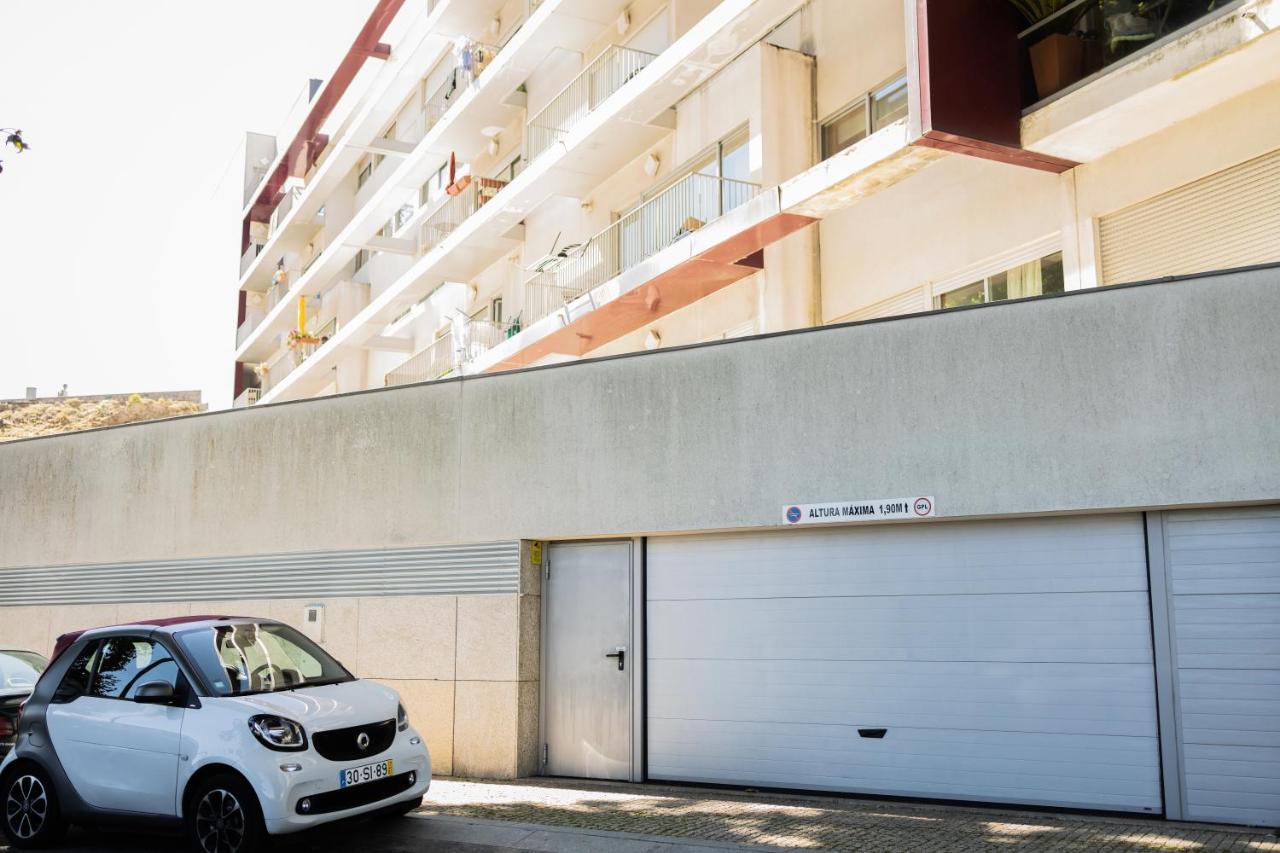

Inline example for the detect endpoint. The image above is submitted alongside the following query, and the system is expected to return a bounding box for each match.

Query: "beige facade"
[0,545,543,780]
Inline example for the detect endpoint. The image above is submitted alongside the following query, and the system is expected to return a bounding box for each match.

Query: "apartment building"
[6,0,1275,830]
[231,0,1280,408]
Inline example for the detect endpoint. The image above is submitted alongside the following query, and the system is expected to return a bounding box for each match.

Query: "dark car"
[0,650,47,757]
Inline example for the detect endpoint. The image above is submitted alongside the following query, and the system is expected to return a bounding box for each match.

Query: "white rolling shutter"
[647,515,1162,813]
[837,285,928,322]
[1099,148,1280,285]
[1162,506,1280,826]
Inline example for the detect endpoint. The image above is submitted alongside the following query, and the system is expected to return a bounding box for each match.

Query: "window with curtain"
[936,251,1065,309]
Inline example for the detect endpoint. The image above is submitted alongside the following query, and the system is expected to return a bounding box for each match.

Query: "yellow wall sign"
[529,540,543,567]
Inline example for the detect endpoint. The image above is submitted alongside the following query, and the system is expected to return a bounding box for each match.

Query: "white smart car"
[0,616,431,852]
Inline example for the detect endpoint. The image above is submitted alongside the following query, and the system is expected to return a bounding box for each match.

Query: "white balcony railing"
[232,387,261,408]
[419,177,507,256]
[260,317,337,395]
[385,330,458,387]
[526,45,657,165]
[523,172,760,326]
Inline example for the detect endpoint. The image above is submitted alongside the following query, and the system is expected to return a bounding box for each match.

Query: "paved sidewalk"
[422,777,1280,852]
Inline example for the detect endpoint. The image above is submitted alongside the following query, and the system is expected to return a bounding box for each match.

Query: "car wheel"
[186,774,264,853]
[1,765,66,849]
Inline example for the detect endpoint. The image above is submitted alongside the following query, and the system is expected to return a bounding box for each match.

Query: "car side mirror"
[134,680,176,704]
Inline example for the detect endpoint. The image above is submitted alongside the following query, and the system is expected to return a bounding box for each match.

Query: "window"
[494,155,524,183]
[821,102,867,160]
[936,251,1065,309]
[394,202,415,232]
[821,72,908,159]
[53,642,99,703]
[420,163,447,207]
[353,249,369,273]
[357,159,373,189]
[176,623,352,697]
[870,76,909,131]
[90,638,179,700]
[490,297,503,324]
[0,650,46,693]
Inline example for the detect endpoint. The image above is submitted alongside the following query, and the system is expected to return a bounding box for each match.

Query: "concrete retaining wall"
[2,266,1277,570]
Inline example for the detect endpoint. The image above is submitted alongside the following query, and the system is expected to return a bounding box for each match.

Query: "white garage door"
[1163,506,1280,826]
[647,515,1162,812]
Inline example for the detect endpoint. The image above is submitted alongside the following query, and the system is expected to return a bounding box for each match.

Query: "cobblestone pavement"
[422,777,1280,852]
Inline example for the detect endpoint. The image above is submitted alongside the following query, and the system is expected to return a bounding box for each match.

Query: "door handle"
[605,647,626,671]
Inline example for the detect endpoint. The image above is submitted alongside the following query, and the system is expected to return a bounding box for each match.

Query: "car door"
[43,636,186,815]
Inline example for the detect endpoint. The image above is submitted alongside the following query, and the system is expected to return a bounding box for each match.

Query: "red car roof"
[50,615,242,662]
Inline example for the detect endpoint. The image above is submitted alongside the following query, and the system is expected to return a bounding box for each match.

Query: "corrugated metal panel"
[1165,506,1280,826]
[0,542,521,606]
[1099,148,1280,286]
[839,286,928,322]
[647,515,1162,813]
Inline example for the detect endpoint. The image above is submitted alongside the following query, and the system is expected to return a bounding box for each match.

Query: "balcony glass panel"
[525,45,657,165]
[1018,0,1239,107]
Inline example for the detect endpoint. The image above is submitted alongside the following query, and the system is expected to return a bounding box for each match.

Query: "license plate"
[338,759,393,788]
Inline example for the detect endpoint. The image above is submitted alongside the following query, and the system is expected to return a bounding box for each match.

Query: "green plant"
[1006,0,1072,24]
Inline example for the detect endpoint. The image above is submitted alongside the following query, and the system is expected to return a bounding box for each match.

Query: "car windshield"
[0,650,48,695]
[175,623,353,697]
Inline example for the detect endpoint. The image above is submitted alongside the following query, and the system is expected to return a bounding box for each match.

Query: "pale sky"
[0,1,378,409]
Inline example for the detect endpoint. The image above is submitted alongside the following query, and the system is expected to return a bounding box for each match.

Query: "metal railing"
[420,177,507,255]
[423,41,501,136]
[526,45,657,165]
[522,172,760,326]
[1018,0,1236,106]
[259,316,336,394]
[385,331,459,387]
[232,387,260,408]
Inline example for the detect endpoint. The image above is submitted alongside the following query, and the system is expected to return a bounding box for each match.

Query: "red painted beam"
[485,211,818,372]
[912,0,1076,174]
[242,0,406,249]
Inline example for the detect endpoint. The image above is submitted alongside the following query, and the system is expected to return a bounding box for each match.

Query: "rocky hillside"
[0,395,203,442]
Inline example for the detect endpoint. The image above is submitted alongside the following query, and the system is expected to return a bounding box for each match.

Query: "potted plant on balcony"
[1009,0,1094,99]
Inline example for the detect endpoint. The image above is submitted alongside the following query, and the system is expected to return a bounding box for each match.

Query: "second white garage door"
[647,515,1162,812]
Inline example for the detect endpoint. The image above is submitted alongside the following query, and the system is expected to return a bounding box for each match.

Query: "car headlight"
[248,714,308,751]
[397,703,409,732]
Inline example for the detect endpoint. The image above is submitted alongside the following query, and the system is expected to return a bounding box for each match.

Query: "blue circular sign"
[785,506,802,524]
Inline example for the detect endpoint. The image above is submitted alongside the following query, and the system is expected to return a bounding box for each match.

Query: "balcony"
[240,243,264,277]
[526,44,658,165]
[232,387,260,408]
[423,40,501,139]
[385,331,458,387]
[523,172,760,327]
[1019,0,1243,108]
[384,315,514,388]
[259,317,337,395]
[419,177,507,256]
[1016,0,1273,161]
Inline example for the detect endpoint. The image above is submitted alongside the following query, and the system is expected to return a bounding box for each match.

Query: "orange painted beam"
[486,210,818,372]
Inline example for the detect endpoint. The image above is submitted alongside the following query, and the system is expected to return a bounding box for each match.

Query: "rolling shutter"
[647,515,1162,813]
[837,285,928,322]
[1162,506,1280,826]
[1099,148,1280,286]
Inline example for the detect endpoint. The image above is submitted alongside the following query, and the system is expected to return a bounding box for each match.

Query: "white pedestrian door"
[1161,506,1280,826]
[543,541,632,779]
[647,515,1162,812]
